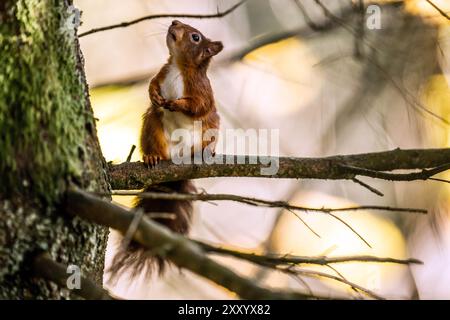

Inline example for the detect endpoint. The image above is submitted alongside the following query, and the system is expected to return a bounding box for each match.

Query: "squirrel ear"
[204,41,223,58]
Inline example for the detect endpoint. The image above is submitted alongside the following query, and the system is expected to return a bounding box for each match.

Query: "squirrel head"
[166,20,223,67]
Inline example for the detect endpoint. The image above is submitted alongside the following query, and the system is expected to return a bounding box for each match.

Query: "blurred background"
[74,0,449,299]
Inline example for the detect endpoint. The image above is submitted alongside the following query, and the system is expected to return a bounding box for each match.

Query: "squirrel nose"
[171,20,181,26]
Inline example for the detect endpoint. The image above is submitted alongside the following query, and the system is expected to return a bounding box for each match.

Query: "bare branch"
[339,162,450,182]
[312,0,354,33]
[110,189,427,249]
[227,21,342,61]
[79,1,247,38]
[121,208,144,249]
[426,0,450,20]
[287,208,322,238]
[293,0,333,31]
[366,55,450,125]
[109,190,427,214]
[351,177,384,196]
[429,177,450,184]
[109,148,450,189]
[285,267,384,300]
[32,252,115,300]
[227,0,373,61]
[126,145,136,163]
[193,240,421,300]
[65,189,333,299]
[194,240,422,266]
[324,264,363,298]
[327,211,372,248]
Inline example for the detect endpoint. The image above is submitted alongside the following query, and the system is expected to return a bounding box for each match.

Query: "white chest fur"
[161,63,184,101]
[160,63,199,156]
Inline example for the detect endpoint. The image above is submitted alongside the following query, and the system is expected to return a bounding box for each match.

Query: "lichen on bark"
[0,0,91,200]
[0,0,110,299]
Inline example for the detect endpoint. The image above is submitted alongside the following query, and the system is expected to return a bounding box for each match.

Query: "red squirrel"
[110,20,223,279]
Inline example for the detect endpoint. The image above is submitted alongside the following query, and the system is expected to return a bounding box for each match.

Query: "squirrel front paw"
[162,101,177,112]
[143,154,162,168]
[150,91,166,108]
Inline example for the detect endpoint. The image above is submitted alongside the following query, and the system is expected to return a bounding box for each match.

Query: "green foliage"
[0,0,93,202]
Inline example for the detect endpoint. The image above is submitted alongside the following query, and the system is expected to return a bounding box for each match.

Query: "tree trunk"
[0,0,109,299]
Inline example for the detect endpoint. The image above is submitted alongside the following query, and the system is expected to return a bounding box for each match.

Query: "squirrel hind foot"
[143,154,162,168]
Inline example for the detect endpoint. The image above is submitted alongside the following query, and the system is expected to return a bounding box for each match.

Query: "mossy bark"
[0,0,110,299]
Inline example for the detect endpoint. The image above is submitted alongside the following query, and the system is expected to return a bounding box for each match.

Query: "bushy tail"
[108,180,196,281]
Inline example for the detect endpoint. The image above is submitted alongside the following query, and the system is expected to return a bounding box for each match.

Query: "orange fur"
[109,20,223,280]
[141,20,222,165]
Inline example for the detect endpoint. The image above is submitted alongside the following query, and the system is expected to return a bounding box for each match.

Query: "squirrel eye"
[191,33,201,42]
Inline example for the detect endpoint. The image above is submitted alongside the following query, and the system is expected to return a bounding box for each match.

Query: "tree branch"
[227,22,339,61]
[284,267,383,300]
[197,239,406,300]
[339,162,450,181]
[32,252,115,300]
[126,144,136,163]
[351,177,384,196]
[65,189,328,299]
[79,1,247,38]
[109,190,427,214]
[194,240,423,266]
[426,0,450,20]
[109,148,450,189]
[293,0,334,31]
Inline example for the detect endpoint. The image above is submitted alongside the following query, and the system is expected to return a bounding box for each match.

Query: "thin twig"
[287,208,321,238]
[287,267,384,300]
[290,273,315,296]
[227,17,344,61]
[146,212,177,219]
[121,208,144,249]
[79,1,247,37]
[293,0,333,31]
[197,240,386,299]
[324,264,363,299]
[313,0,353,32]
[426,0,450,20]
[108,190,427,214]
[429,177,450,184]
[109,190,428,248]
[126,145,136,163]
[366,55,450,125]
[352,177,384,196]
[311,0,377,56]
[339,163,450,182]
[194,240,422,266]
[326,211,371,248]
